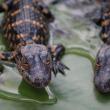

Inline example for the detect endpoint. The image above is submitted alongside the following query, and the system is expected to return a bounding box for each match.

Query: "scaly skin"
[0,0,69,88]
[93,1,110,93]
[95,44,110,93]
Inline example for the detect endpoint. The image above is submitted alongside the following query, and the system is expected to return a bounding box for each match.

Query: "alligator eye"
[46,60,50,65]
[96,63,101,71]
[21,63,30,70]
[21,56,30,69]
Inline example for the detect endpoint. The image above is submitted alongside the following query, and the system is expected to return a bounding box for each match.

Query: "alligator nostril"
[94,76,110,93]
[97,82,110,93]
[106,79,110,88]
[104,83,108,90]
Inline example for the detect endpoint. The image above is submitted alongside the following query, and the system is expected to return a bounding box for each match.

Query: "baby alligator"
[0,0,69,88]
[93,1,110,93]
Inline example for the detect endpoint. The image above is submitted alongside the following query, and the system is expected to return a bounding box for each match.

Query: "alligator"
[0,0,69,88]
[93,1,110,93]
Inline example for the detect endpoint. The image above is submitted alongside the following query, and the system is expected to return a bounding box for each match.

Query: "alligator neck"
[17,40,35,48]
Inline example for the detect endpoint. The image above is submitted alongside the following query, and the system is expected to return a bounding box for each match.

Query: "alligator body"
[93,1,110,93]
[0,0,69,88]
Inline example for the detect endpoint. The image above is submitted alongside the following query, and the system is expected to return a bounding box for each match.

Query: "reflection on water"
[94,88,110,103]
[18,80,48,101]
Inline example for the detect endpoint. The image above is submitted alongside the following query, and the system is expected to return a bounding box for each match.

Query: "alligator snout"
[16,44,52,88]
[94,69,110,93]
[94,44,110,93]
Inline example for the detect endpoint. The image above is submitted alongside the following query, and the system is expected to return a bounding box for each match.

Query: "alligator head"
[15,44,52,88]
[94,44,110,93]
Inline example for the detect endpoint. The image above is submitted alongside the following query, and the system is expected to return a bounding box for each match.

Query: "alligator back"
[2,0,50,50]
